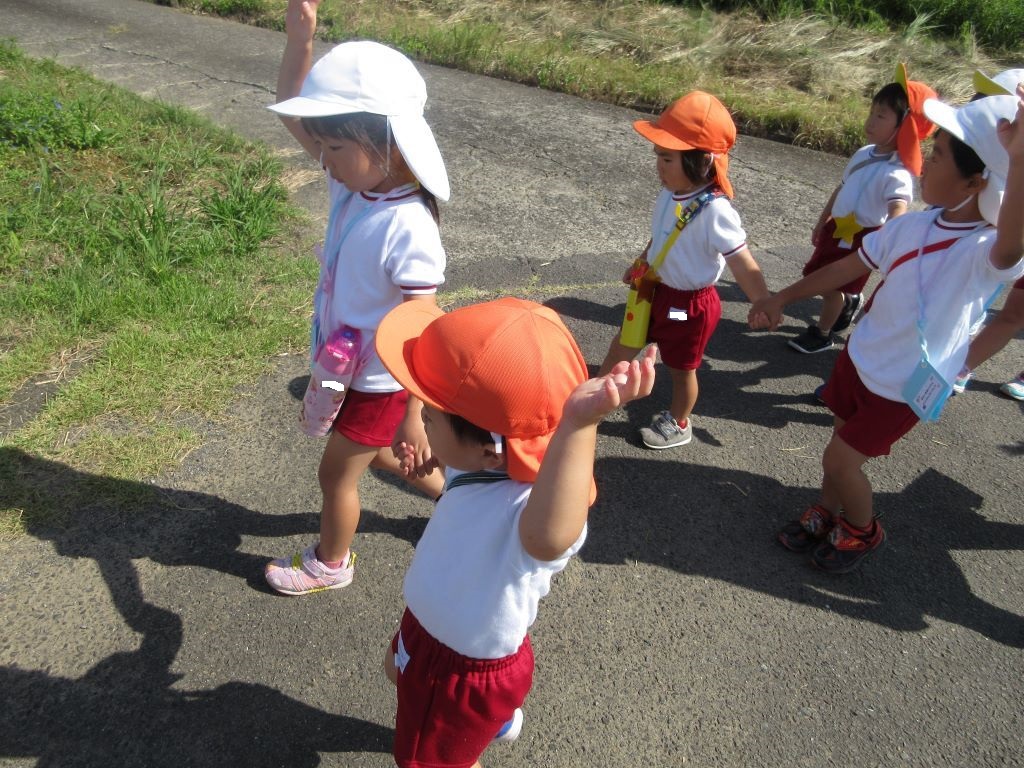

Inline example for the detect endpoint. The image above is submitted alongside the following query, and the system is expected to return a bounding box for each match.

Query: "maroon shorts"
[820,348,919,457]
[802,218,877,294]
[1014,275,1024,291]
[391,608,534,768]
[331,388,409,447]
[647,284,721,371]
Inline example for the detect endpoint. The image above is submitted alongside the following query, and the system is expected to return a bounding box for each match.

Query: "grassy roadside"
[164,0,1019,154]
[0,41,315,535]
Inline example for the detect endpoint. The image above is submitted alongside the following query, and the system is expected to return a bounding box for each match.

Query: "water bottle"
[316,326,362,383]
[300,326,362,437]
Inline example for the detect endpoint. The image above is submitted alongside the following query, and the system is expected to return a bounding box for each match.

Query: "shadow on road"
[0,447,392,766]
[587,456,1024,648]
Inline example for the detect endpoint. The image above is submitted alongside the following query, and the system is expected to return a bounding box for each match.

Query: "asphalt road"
[1,1,1022,767]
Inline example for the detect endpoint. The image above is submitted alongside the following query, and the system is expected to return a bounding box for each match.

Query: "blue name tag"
[902,357,952,422]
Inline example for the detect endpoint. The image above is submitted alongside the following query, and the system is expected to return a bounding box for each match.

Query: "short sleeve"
[706,198,748,258]
[882,166,913,205]
[384,204,446,292]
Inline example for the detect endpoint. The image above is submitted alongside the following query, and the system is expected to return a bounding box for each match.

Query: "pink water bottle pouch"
[298,326,362,437]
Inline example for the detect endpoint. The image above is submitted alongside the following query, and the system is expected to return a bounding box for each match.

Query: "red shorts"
[820,348,919,457]
[1014,275,1024,290]
[802,219,877,294]
[391,608,534,768]
[331,388,409,447]
[647,284,721,370]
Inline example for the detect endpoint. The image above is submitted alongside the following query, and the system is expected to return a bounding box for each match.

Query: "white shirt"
[318,177,445,392]
[649,186,748,291]
[831,145,913,246]
[403,469,586,659]
[851,210,1024,401]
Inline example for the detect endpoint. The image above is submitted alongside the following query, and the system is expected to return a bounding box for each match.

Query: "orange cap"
[633,91,737,198]
[894,63,937,176]
[375,298,591,488]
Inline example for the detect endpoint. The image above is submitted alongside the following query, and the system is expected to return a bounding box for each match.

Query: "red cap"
[375,298,590,487]
[633,91,737,198]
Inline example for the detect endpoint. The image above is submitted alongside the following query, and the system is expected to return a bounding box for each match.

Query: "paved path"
[2,2,1023,766]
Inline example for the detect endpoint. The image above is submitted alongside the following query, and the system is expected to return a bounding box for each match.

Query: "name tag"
[668,308,688,321]
[902,357,951,422]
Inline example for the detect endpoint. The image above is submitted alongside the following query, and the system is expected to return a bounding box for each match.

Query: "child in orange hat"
[375,297,655,768]
[789,64,937,356]
[598,90,769,449]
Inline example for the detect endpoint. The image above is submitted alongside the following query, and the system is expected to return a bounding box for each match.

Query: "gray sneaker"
[639,411,692,449]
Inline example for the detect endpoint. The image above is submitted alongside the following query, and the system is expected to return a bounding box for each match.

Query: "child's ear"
[481,446,506,471]
[969,172,988,191]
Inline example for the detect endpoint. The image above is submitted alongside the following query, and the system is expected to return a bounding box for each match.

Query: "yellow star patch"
[831,211,864,244]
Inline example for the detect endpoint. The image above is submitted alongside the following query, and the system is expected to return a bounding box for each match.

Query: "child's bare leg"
[598,333,645,377]
[383,645,397,686]
[317,432,377,563]
[965,288,1024,371]
[817,289,846,333]
[668,367,698,424]
[371,446,445,498]
[820,429,873,527]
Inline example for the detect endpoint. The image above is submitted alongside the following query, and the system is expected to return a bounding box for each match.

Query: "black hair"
[446,412,500,450]
[871,82,909,127]
[300,112,440,223]
[680,149,716,187]
[939,129,986,178]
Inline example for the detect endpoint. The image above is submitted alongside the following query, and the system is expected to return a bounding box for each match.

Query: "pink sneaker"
[264,544,356,596]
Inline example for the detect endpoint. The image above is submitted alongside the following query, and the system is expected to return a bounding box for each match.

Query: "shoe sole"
[640,433,692,449]
[787,339,836,354]
[265,574,355,596]
[811,533,886,574]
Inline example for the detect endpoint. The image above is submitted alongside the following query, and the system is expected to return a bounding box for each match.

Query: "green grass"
[155,0,1021,155]
[0,41,315,535]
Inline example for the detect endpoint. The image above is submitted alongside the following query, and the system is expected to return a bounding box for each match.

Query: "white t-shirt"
[317,177,445,392]
[850,210,1024,401]
[831,145,913,246]
[649,186,748,291]
[403,469,587,659]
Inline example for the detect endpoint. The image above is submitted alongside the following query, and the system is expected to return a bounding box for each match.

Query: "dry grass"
[180,0,1018,153]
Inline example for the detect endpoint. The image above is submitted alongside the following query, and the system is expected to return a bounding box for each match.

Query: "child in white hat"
[955,68,1024,399]
[750,85,1024,573]
[263,0,450,595]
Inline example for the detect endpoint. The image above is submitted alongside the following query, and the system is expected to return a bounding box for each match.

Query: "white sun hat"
[973,68,1024,97]
[269,41,450,201]
[923,94,1018,226]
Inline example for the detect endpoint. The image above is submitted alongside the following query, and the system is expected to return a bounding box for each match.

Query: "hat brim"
[973,70,1010,97]
[391,113,451,201]
[633,120,700,151]
[923,99,965,144]
[267,95,365,118]
[375,301,446,409]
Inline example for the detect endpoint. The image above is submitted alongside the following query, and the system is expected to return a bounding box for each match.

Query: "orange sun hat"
[375,298,590,488]
[894,63,938,176]
[633,90,737,198]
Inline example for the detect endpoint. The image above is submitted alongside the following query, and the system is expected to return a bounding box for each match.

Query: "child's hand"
[748,294,783,330]
[997,83,1024,160]
[562,346,656,428]
[393,441,440,478]
[285,0,321,43]
[392,416,438,478]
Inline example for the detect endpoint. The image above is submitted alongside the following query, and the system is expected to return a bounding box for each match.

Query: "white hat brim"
[923,99,964,143]
[267,95,365,118]
[391,113,450,201]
